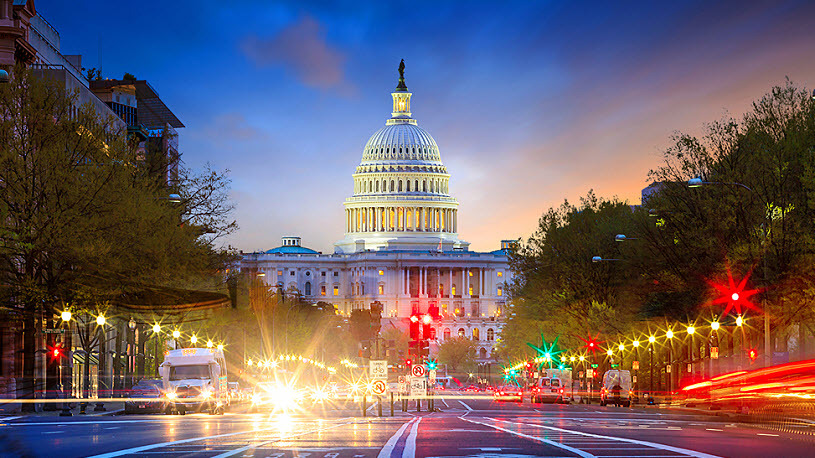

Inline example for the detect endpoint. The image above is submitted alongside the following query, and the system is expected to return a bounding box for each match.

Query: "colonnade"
[346,206,457,233]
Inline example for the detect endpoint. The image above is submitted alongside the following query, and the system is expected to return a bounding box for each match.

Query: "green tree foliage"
[437,336,476,372]
[0,66,235,403]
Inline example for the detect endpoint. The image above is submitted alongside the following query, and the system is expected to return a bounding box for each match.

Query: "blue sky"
[41,0,815,253]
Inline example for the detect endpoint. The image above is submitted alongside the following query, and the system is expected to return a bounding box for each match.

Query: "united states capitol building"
[240,63,512,363]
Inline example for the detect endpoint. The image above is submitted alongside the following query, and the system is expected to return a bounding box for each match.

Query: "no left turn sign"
[411,364,426,377]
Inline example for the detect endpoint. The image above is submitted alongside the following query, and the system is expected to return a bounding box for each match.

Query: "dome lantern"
[390,59,414,124]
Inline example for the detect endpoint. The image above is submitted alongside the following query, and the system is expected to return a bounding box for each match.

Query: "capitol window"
[497,287,503,296]
[333,286,339,296]
[451,285,456,295]
[497,271,503,277]
[378,270,384,275]
[487,328,494,341]
[277,270,282,276]
[321,285,326,296]
[378,284,384,295]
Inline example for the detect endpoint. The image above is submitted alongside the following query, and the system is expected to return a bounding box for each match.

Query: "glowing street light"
[711,321,720,331]
[606,349,613,356]
[687,326,696,335]
[61,310,72,322]
[190,335,198,344]
[152,324,161,334]
[206,340,214,348]
[570,356,576,362]
[736,316,744,327]
[217,344,224,351]
[172,330,181,339]
[666,329,674,339]
[578,355,585,362]
[648,335,656,344]
[633,340,640,348]
[618,343,625,352]
[96,315,106,326]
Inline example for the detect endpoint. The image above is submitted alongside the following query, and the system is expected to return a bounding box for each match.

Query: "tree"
[0,66,235,405]
[437,336,476,373]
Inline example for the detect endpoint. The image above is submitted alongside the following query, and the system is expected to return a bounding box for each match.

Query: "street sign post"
[369,360,388,380]
[398,376,407,393]
[410,377,426,397]
[411,364,426,378]
[429,369,436,385]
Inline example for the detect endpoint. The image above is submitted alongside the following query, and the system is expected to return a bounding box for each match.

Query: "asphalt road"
[0,392,811,457]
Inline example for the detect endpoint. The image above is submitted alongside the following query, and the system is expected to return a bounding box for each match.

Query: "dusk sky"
[41,0,815,253]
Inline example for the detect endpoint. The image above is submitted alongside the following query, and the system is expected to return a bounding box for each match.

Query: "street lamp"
[190,335,198,345]
[127,319,136,387]
[61,310,72,322]
[96,315,106,326]
[217,344,224,351]
[736,316,744,327]
[666,329,675,395]
[206,340,214,349]
[711,321,720,331]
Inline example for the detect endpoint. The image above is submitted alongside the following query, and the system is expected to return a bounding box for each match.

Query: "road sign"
[409,376,426,396]
[633,375,638,383]
[632,361,640,370]
[369,360,388,380]
[591,363,598,369]
[711,347,719,359]
[371,379,387,395]
[411,364,426,378]
[429,369,437,384]
[666,365,672,373]
[587,369,594,378]
[42,329,65,334]
[397,376,406,393]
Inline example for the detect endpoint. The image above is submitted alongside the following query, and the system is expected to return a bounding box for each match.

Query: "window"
[378,284,384,295]
[305,271,311,277]
[458,328,465,338]
[497,287,503,296]
[487,328,494,341]
[468,271,473,277]
[479,348,487,359]
[321,285,326,296]
[497,272,503,277]
[305,282,311,296]
[334,271,339,277]
[290,271,295,276]
[321,272,326,277]
[333,286,339,296]
[443,328,451,340]
[473,328,480,340]
[441,303,448,314]
[451,285,457,296]
[378,270,384,276]
[469,286,473,296]
[277,270,282,276]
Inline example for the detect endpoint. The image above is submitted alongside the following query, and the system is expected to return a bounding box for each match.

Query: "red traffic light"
[422,314,432,325]
[410,315,420,323]
[405,359,412,366]
[53,348,60,358]
[748,348,758,361]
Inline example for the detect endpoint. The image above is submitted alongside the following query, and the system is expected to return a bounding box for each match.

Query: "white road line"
[458,400,473,411]
[377,418,416,458]
[488,418,722,458]
[757,433,779,437]
[402,416,421,458]
[461,416,595,458]
[86,417,354,458]
[440,397,449,408]
[0,416,21,421]
[210,421,354,458]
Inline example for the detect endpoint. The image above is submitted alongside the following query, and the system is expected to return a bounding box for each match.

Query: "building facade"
[241,65,513,363]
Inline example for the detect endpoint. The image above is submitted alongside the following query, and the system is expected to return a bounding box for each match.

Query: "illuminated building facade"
[241,65,513,363]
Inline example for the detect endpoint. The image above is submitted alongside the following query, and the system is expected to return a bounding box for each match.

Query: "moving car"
[600,369,633,407]
[530,377,564,403]
[251,381,304,411]
[124,379,165,414]
[493,384,523,402]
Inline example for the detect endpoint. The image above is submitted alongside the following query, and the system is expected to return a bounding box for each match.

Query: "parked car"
[600,370,633,407]
[124,380,166,414]
[530,377,565,404]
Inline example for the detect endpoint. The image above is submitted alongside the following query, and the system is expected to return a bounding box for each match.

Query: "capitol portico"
[240,61,512,363]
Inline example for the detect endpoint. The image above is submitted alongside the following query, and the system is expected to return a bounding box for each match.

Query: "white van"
[600,369,632,407]
[530,376,564,403]
[159,348,228,415]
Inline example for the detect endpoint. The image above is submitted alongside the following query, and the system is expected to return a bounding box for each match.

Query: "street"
[1,393,809,458]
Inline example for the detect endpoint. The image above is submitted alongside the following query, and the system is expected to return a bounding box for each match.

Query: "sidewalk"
[0,400,124,417]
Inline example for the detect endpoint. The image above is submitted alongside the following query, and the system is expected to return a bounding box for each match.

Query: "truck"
[531,368,573,403]
[600,369,633,407]
[159,348,228,415]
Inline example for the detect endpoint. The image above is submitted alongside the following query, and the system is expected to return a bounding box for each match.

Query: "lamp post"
[648,335,655,404]
[152,324,162,377]
[688,177,771,367]
[172,329,181,350]
[128,318,136,388]
[60,310,72,416]
[666,329,675,396]
[94,315,107,412]
[687,325,696,382]
[632,340,640,402]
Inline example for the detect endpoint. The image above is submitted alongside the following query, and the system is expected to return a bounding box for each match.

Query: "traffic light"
[748,348,758,362]
[409,314,421,340]
[405,358,413,372]
[49,344,65,362]
[428,304,439,318]
[422,314,432,339]
[370,301,383,335]
[427,359,438,370]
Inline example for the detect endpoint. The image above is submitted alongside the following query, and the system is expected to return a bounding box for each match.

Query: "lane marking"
[460,416,595,458]
[85,417,354,458]
[209,420,354,458]
[458,400,473,411]
[401,416,421,458]
[705,429,723,432]
[487,418,722,458]
[440,398,449,408]
[0,416,22,421]
[757,433,779,437]
[377,417,416,458]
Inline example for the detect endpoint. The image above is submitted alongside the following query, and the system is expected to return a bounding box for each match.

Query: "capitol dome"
[335,60,468,254]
